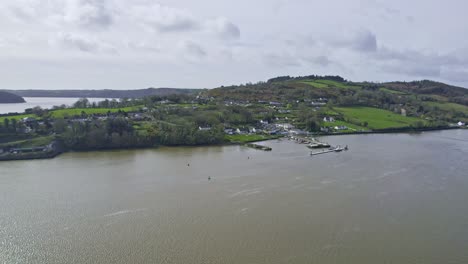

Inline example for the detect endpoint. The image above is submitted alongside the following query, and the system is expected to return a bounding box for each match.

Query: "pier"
[245,143,272,151]
[310,145,348,156]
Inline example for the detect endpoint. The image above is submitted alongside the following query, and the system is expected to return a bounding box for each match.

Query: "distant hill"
[382,80,468,105]
[3,88,200,99]
[0,91,25,104]
[204,75,468,106]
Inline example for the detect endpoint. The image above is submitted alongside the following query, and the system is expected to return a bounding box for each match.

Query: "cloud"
[49,32,115,53]
[382,63,441,78]
[263,52,301,67]
[326,30,377,53]
[4,0,114,29]
[206,18,240,40]
[131,3,199,33]
[63,0,114,29]
[352,30,377,52]
[3,0,42,23]
[441,69,468,82]
[129,3,240,40]
[125,41,161,53]
[179,40,206,58]
[304,55,331,66]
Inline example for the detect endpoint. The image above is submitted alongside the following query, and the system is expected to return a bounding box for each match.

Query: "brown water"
[1,130,468,264]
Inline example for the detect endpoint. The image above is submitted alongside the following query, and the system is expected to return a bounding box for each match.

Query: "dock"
[310,145,348,156]
[306,138,331,149]
[245,143,272,151]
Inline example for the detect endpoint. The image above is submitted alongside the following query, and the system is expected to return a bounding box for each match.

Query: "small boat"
[334,145,345,152]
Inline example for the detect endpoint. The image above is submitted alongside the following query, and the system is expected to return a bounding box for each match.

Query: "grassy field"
[425,102,468,115]
[0,106,142,122]
[50,106,140,118]
[225,134,280,143]
[379,87,407,95]
[0,135,54,148]
[334,106,424,129]
[299,79,361,90]
[0,114,36,123]
[323,120,370,132]
[299,80,329,89]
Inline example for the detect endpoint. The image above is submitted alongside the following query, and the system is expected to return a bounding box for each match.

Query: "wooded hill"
[3,88,199,99]
[203,75,468,123]
[0,91,25,103]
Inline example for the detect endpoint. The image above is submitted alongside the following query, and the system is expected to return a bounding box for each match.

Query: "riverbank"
[1,127,466,162]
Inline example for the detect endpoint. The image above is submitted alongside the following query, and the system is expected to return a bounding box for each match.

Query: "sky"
[1,0,468,90]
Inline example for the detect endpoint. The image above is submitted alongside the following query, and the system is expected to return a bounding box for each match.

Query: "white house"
[323,117,335,122]
[458,121,466,127]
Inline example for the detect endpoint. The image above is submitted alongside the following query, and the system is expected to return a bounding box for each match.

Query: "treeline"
[267,75,346,83]
[57,117,225,151]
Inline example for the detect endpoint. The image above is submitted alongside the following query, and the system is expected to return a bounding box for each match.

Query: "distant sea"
[0,97,108,114]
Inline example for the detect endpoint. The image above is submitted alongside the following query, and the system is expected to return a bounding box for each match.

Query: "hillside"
[382,80,468,105]
[0,91,25,103]
[3,88,200,99]
[203,75,468,123]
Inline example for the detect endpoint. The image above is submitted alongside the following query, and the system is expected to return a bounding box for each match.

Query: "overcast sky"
[1,0,468,90]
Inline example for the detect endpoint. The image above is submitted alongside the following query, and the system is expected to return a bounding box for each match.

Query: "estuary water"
[0,97,107,114]
[1,130,467,264]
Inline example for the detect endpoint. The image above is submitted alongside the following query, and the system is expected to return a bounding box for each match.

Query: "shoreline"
[0,127,465,162]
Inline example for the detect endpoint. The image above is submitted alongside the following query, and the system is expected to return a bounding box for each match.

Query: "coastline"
[1,127,465,162]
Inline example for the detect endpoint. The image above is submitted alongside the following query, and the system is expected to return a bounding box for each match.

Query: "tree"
[53,118,68,134]
[3,118,9,129]
[74,98,90,108]
[11,119,17,133]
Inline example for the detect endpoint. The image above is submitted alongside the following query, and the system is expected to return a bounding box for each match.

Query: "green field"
[0,106,142,122]
[425,102,468,115]
[379,87,407,95]
[299,80,329,89]
[50,106,140,118]
[323,120,370,132]
[334,106,424,129]
[300,79,362,90]
[0,114,36,123]
[0,135,54,148]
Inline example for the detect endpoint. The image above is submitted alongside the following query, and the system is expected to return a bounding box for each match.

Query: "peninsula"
[0,91,25,104]
[1,75,467,161]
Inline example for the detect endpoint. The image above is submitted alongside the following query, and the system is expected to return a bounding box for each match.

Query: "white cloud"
[205,18,240,40]
[0,0,468,89]
[62,0,114,29]
[49,32,115,53]
[131,3,199,33]
[179,40,206,58]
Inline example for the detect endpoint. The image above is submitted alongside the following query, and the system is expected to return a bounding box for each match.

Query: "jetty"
[310,145,348,156]
[307,138,331,149]
[245,143,272,151]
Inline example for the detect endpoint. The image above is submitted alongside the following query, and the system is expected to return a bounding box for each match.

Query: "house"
[22,117,37,125]
[275,123,294,130]
[198,126,212,131]
[311,101,326,106]
[224,128,234,135]
[260,120,269,125]
[334,126,348,131]
[323,117,335,122]
[458,121,466,127]
[269,101,282,106]
[249,127,257,133]
[289,129,307,135]
[401,108,407,117]
[320,127,330,133]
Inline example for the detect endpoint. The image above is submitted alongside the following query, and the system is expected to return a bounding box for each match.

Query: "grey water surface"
[1,129,467,264]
